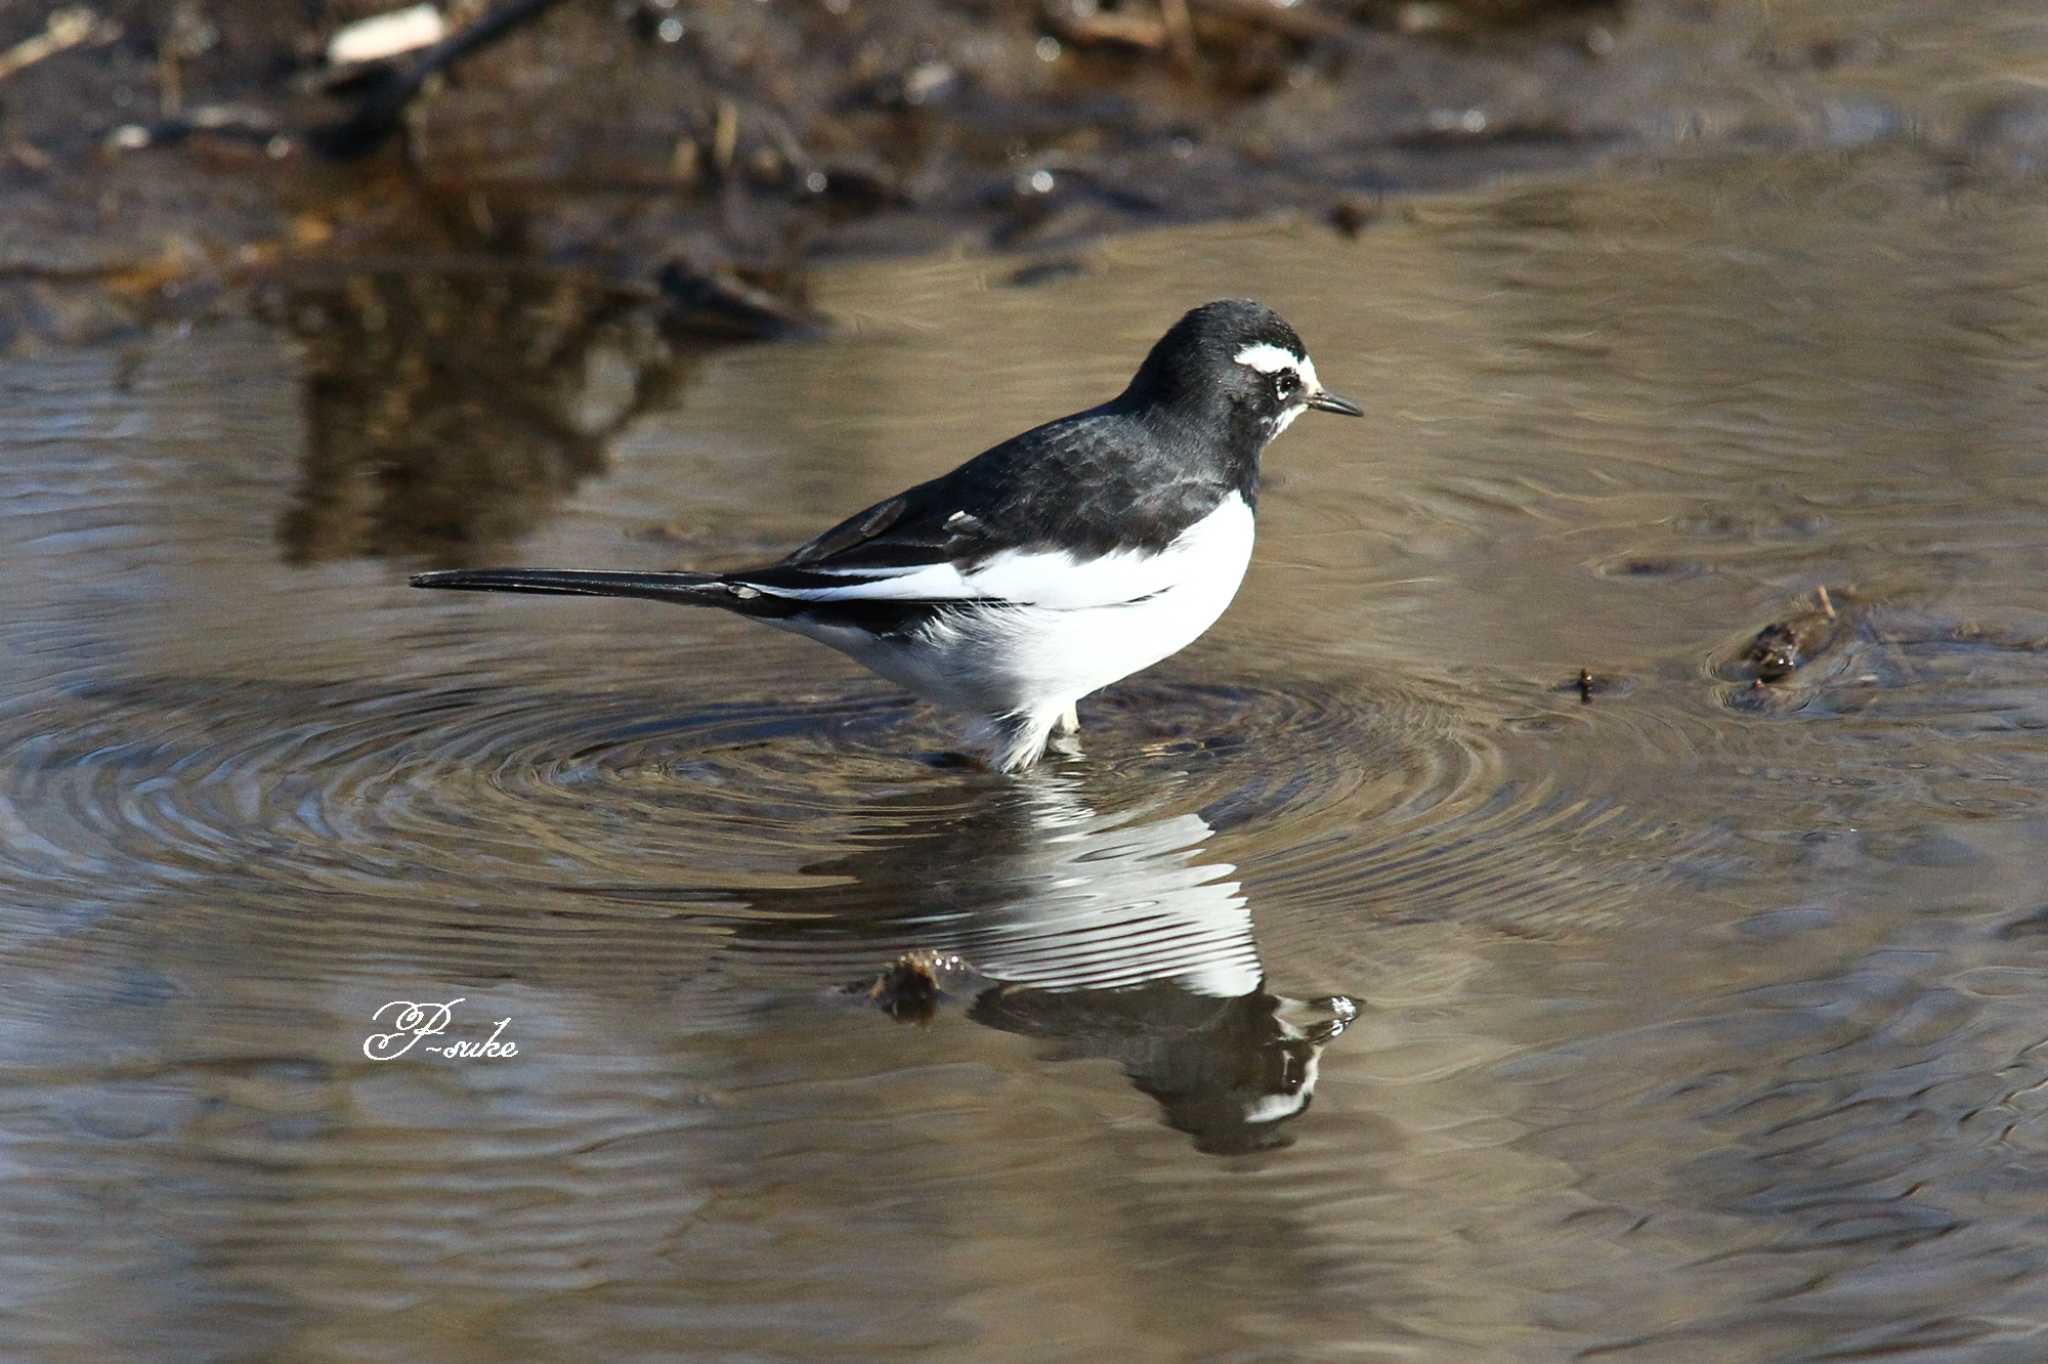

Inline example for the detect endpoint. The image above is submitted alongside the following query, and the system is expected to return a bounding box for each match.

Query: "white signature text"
[363,998,519,1061]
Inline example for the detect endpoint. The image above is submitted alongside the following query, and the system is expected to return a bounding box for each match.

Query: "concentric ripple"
[0,638,1701,999]
[5,636,1689,1165]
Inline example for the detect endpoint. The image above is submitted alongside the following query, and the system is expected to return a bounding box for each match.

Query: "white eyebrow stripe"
[1234,343,1322,397]
[1232,342,1301,374]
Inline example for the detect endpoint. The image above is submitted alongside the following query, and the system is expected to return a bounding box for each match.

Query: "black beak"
[1307,389,1364,417]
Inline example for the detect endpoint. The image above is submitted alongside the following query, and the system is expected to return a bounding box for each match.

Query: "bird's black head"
[1123,300,1362,459]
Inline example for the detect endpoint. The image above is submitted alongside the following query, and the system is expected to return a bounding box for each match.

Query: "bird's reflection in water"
[727,774,1357,1154]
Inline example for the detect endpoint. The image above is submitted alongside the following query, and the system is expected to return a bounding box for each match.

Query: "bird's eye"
[1274,370,1301,397]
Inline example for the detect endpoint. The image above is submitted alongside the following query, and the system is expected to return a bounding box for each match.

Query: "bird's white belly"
[815,493,1257,720]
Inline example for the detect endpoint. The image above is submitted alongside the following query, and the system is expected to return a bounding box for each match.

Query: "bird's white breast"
[910,492,1254,711]
[779,492,1256,742]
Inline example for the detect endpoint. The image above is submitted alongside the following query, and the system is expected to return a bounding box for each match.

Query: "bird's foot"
[976,709,1064,773]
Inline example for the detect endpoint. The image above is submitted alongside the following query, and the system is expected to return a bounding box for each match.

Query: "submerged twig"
[1161,0,1198,69]
[1044,5,1169,52]
[307,0,572,160]
[0,8,114,85]
[1197,0,1352,42]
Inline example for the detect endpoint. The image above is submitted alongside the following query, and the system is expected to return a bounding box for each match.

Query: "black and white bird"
[412,299,1361,771]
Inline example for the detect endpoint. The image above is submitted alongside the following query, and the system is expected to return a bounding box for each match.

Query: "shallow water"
[5,145,2048,1361]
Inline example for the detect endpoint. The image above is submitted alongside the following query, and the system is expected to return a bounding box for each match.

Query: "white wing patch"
[745,492,1256,611]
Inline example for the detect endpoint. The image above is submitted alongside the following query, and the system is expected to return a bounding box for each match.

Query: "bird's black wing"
[778,479,991,573]
[749,402,1210,587]
[747,414,1110,589]
[412,404,1228,626]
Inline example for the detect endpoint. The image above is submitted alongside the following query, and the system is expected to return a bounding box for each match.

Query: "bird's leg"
[1042,701,1083,758]
[977,710,1062,773]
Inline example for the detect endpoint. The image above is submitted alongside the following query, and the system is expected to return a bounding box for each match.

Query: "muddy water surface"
[4,148,2048,1361]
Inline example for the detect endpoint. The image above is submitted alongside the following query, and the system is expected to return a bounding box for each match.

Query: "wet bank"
[5,0,2048,353]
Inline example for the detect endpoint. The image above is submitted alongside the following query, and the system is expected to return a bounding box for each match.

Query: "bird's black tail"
[411,568,744,609]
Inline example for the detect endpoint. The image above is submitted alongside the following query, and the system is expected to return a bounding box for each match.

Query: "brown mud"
[5,0,2047,352]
